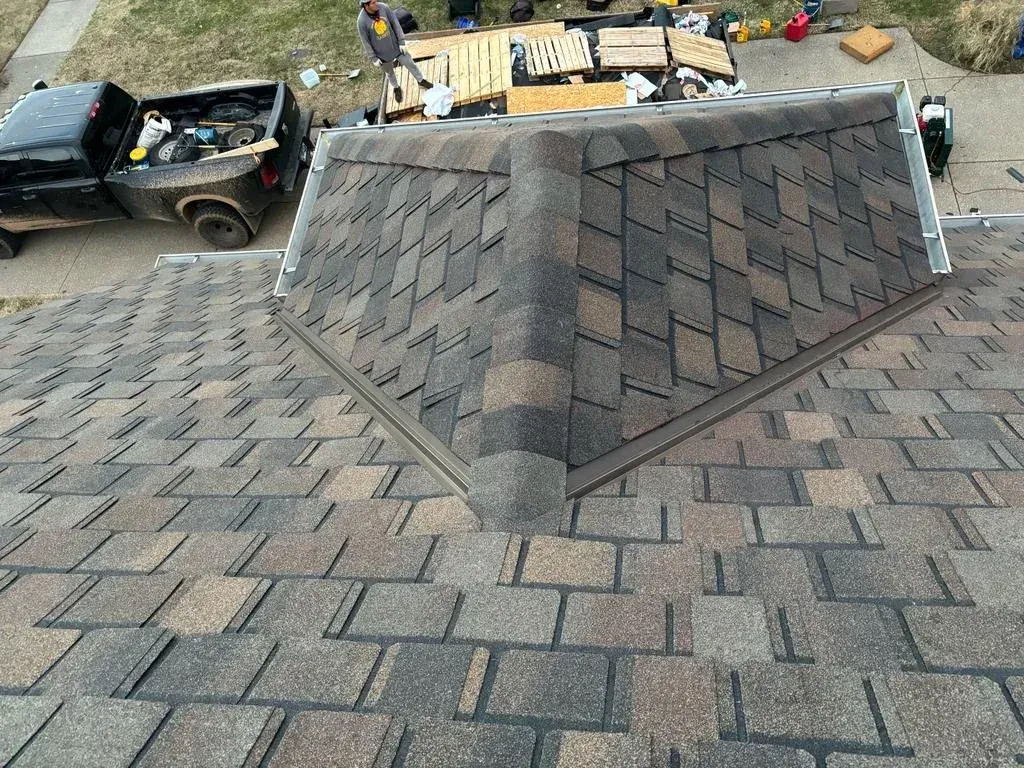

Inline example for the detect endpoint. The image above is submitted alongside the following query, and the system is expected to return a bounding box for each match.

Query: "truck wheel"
[193,203,251,249]
[0,230,21,260]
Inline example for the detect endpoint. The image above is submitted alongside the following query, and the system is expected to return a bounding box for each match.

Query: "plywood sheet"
[666,28,733,77]
[505,82,627,114]
[405,21,565,59]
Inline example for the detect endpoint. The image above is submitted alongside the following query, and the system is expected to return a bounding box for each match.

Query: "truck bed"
[111,81,283,172]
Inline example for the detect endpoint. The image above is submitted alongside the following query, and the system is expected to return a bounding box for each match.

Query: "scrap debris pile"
[381,4,742,123]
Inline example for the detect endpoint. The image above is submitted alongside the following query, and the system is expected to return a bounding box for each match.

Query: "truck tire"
[192,203,251,249]
[0,229,21,260]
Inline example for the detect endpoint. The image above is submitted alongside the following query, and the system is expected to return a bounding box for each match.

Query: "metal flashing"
[154,249,284,268]
[940,213,1024,229]
[564,281,945,498]
[274,308,472,501]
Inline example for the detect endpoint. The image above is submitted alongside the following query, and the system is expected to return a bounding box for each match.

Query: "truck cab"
[0,82,133,236]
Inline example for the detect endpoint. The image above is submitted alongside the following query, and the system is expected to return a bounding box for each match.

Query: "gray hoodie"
[357,3,405,63]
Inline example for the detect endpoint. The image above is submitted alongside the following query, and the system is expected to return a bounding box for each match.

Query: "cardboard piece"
[840,25,894,63]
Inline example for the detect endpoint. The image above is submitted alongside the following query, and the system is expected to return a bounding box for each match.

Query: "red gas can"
[785,12,810,42]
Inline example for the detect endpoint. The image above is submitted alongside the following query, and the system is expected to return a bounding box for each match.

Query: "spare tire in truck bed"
[192,202,250,248]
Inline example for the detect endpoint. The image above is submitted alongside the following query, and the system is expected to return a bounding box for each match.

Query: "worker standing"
[357,0,432,103]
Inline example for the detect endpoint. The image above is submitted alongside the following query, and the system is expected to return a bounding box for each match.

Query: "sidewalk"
[733,27,1024,216]
[0,0,97,111]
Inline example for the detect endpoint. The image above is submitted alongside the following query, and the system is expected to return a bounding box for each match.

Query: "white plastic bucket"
[138,116,172,149]
[299,68,321,89]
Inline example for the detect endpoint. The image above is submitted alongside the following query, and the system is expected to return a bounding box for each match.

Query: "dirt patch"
[0,0,49,74]
[0,294,61,317]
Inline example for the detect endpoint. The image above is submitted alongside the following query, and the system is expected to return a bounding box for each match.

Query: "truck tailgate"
[278,109,313,194]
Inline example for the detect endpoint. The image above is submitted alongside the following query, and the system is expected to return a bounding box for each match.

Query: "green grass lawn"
[55,0,1021,120]
[0,0,49,76]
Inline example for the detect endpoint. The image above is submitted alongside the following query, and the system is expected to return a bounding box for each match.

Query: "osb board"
[598,27,667,47]
[600,46,668,70]
[506,82,627,114]
[526,34,594,78]
[665,28,733,77]
[385,55,450,117]
[840,25,894,64]
[406,22,565,59]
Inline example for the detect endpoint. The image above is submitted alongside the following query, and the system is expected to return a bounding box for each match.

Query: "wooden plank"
[665,28,733,77]
[468,38,480,104]
[501,33,512,93]
[561,34,578,71]
[506,82,627,115]
[598,27,665,47]
[405,21,565,59]
[579,33,594,70]
[490,35,502,98]
[600,46,668,70]
[199,138,279,162]
[545,37,560,75]
[570,34,586,70]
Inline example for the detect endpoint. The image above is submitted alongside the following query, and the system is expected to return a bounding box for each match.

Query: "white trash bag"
[423,84,456,117]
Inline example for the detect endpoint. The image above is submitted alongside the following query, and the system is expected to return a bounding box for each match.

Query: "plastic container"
[138,115,172,149]
[129,147,149,170]
[785,12,810,42]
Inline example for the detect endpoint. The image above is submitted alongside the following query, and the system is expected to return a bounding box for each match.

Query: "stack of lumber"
[525,34,594,78]
[384,32,512,118]
[597,27,668,70]
[506,82,627,114]
[405,21,564,59]
[665,28,734,78]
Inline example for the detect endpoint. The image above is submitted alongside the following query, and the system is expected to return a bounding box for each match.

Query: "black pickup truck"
[0,79,313,259]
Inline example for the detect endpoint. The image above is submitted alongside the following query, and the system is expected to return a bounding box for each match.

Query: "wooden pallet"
[448,32,512,107]
[525,34,594,78]
[665,28,733,77]
[384,55,450,117]
[506,82,627,114]
[405,21,565,59]
[597,27,668,71]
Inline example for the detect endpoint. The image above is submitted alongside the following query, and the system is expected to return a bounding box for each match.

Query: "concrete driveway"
[0,202,299,296]
[733,28,1024,217]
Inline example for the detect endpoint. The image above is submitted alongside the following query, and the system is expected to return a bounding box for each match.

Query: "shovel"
[300,68,359,89]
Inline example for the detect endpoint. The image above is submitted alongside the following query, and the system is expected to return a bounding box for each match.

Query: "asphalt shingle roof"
[283,92,937,530]
[0,219,1019,765]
